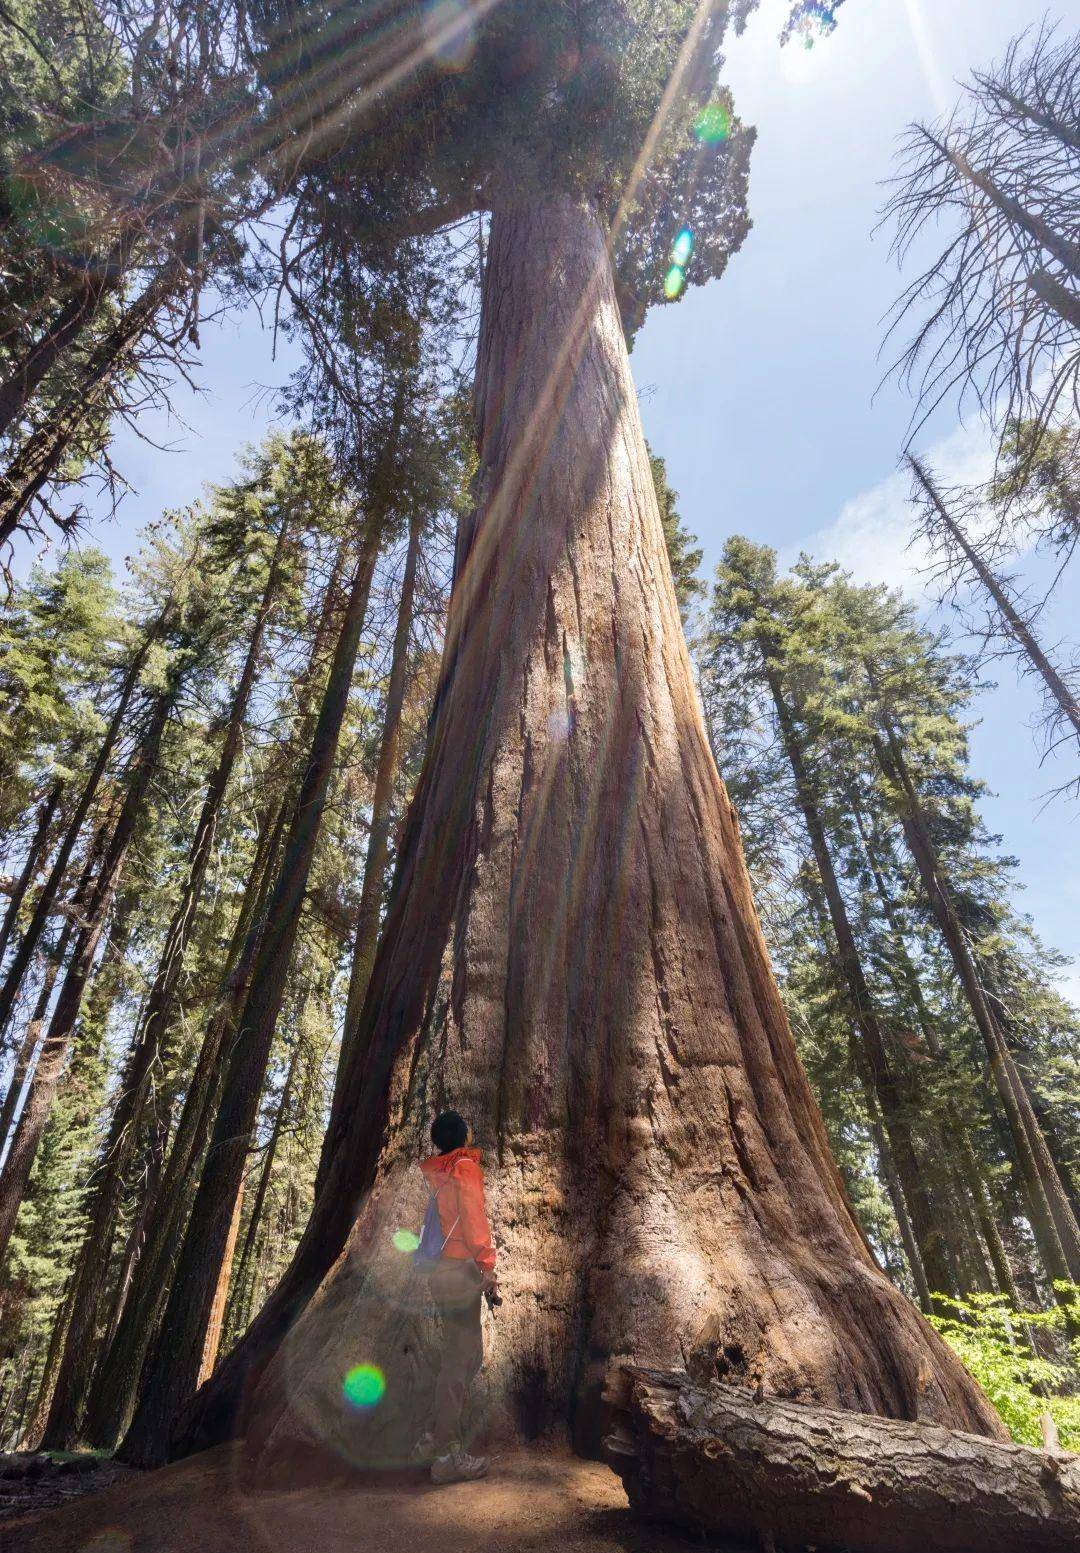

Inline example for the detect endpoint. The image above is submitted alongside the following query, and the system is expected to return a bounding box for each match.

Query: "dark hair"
[431,1110,469,1153]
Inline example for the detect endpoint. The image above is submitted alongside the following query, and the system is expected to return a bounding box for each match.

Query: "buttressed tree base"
[176,194,1003,1470]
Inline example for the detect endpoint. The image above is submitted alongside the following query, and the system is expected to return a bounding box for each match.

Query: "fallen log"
[603,1366,1079,1553]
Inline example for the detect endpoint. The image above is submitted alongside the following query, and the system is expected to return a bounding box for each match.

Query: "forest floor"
[0,1442,754,1553]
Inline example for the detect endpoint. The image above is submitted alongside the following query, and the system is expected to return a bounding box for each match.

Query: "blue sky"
[16,0,1076,996]
[634,0,1079,999]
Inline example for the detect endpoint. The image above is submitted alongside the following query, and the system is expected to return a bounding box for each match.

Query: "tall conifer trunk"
[0,627,155,1040]
[0,782,62,964]
[0,685,173,1262]
[83,555,350,1448]
[323,503,425,1180]
[119,520,384,1466]
[0,273,174,545]
[0,281,112,441]
[41,516,291,1449]
[871,717,1080,1296]
[174,196,1001,1467]
[760,658,955,1306]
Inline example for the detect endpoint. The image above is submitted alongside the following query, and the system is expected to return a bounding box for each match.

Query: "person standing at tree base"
[416,1110,498,1485]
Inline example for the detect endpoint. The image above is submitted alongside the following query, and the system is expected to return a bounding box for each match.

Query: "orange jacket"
[419,1146,496,1273]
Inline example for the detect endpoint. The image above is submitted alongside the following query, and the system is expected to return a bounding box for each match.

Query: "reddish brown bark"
[198,1181,246,1387]
[173,195,1001,1471]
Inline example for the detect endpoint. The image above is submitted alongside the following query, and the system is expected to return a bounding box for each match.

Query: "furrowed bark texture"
[172,195,1002,1468]
[605,1367,1079,1553]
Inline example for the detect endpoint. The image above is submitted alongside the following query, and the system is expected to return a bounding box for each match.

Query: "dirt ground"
[0,1443,753,1553]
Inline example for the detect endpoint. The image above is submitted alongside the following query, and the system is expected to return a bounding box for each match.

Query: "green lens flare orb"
[663,265,686,300]
[392,1227,421,1252]
[343,1363,387,1409]
[671,229,693,267]
[694,102,730,144]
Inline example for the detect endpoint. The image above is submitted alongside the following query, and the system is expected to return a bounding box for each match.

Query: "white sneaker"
[430,1448,489,1484]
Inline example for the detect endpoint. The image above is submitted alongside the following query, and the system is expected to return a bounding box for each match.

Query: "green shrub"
[930,1287,1080,1448]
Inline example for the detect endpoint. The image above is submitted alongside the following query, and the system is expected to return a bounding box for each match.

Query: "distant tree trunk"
[0,685,173,1264]
[909,457,1080,746]
[0,628,156,1041]
[20,1276,75,1449]
[801,864,933,1308]
[41,515,291,1449]
[849,1033,934,1311]
[118,520,383,1466]
[0,270,176,545]
[197,1181,245,1386]
[81,793,291,1448]
[226,1035,301,1345]
[848,802,1024,1307]
[0,923,70,1160]
[872,716,1080,1296]
[0,781,62,964]
[0,280,112,442]
[82,554,351,1448]
[323,503,425,1183]
[0,804,116,1164]
[762,662,955,1306]
[173,196,1002,1470]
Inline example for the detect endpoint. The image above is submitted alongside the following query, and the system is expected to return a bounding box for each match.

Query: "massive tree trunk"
[41,517,291,1449]
[118,522,383,1466]
[172,195,1002,1471]
[605,1366,1079,1553]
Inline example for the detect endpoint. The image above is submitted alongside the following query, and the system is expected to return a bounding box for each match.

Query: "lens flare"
[693,102,730,144]
[671,228,693,267]
[663,265,686,300]
[392,1227,421,1252]
[423,0,476,72]
[343,1363,387,1409]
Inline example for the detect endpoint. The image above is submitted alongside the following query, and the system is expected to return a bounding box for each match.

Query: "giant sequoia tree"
[171,0,1001,1469]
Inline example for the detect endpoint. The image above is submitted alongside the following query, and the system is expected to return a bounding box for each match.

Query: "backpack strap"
[427,1180,461,1254]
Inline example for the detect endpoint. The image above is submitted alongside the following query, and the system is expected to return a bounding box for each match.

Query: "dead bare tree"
[882,21,1080,444]
[907,454,1080,789]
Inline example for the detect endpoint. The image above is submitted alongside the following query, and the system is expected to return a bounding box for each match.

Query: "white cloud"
[784,418,998,597]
